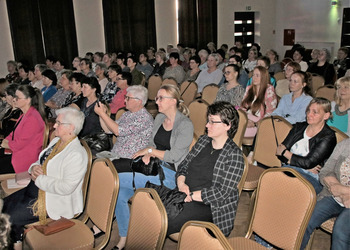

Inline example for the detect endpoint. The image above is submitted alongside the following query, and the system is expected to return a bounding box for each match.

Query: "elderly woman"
[276,97,337,194]
[41,69,58,103]
[242,49,258,73]
[0,84,22,138]
[215,64,245,107]
[113,84,194,249]
[0,85,46,174]
[327,76,350,136]
[151,51,167,77]
[275,61,301,98]
[2,107,87,249]
[272,71,313,124]
[163,52,186,85]
[184,55,201,82]
[168,102,244,236]
[307,48,336,85]
[195,53,223,94]
[198,49,209,71]
[301,138,350,249]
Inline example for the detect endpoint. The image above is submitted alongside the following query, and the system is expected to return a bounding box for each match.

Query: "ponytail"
[17,85,47,121]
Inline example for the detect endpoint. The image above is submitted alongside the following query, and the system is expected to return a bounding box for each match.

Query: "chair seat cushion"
[321,217,336,234]
[25,219,94,249]
[243,164,266,190]
[228,237,266,249]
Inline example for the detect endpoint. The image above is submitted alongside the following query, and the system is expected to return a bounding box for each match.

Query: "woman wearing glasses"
[167,101,244,237]
[112,84,193,249]
[215,64,245,107]
[0,85,46,175]
[109,72,132,114]
[3,107,87,249]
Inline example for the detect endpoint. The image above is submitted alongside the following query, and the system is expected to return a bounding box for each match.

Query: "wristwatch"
[148,148,153,154]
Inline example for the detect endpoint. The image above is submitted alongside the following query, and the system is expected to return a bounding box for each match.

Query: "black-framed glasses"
[125,96,140,101]
[155,96,174,102]
[207,120,223,125]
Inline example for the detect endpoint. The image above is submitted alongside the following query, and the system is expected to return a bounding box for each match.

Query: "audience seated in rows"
[275,61,301,98]
[227,55,249,89]
[246,56,276,88]
[307,48,336,85]
[162,52,186,85]
[266,49,282,76]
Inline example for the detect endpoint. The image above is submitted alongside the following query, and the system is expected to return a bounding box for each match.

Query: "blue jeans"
[115,163,176,237]
[301,196,350,250]
[283,165,323,194]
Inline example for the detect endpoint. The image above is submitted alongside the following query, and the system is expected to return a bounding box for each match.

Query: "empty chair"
[25,158,119,249]
[125,188,168,249]
[177,221,233,250]
[233,109,248,148]
[188,99,209,137]
[201,84,219,105]
[243,116,292,191]
[229,168,316,250]
[311,74,325,94]
[315,85,336,101]
[180,81,198,107]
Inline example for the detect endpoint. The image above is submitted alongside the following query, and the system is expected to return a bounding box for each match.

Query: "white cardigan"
[29,137,88,220]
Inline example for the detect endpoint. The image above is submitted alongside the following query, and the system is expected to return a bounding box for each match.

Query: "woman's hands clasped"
[31,165,44,181]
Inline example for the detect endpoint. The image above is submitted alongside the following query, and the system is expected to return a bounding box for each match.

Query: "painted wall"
[155,0,177,49]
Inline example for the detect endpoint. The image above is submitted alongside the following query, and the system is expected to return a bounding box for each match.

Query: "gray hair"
[321,48,331,62]
[96,62,107,71]
[35,64,48,73]
[198,49,209,58]
[209,53,220,64]
[127,85,148,106]
[56,107,85,135]
[61,69,73,79]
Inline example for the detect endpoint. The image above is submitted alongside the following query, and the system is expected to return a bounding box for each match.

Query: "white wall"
[0,0,15,77]
[155,0,177,49]
[72,0,105,56]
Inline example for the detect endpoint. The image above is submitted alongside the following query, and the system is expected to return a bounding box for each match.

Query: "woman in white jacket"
[3,107,87,249]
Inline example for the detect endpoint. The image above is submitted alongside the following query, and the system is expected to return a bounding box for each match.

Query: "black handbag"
[145,181,187,220]
[81,132,112,153]
[131,156,165,191]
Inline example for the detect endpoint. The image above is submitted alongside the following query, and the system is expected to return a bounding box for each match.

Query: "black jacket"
[282,122,336,169]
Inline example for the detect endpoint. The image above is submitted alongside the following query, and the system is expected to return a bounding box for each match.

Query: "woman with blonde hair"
[112,84,193,249]
[327,76,350,136]
[240,66,277,137]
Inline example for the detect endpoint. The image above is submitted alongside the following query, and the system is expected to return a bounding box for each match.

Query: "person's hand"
[276,144,286,156]
[247,119,256,128]
[308,165,321,174]
[133,148,149,159]
[340,192,350,208]
[142,154,151,165]
[1,139,9,149]
[94,102,107,116]
[328,183,345,197]
[178,182,192,202]
[31,165,44,181]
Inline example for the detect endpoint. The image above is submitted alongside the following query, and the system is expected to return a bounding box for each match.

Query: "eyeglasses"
[207,120,223,125]
[155,96,174,102]
[14,96,26,100]
[55,121,71,126]
[116,77,125,81]
[125,96,140,101]
[224,71,231,75]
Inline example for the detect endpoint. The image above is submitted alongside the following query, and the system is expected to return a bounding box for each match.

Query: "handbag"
[81,132,112,153]
[33,217,75,236]
[145,181,187,220]
[130,156,165,191]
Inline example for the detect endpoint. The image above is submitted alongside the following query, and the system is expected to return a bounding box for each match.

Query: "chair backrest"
[315,85,336,101]
[84,158,119,249]
[140,72,146,86]
[253,116,292,167]
[79,139,93,210]
[125,188,168,250]
[330,126,349,143]
[233,109,248,148]
[189,133,198,151]
[113,108,127,145]
[148,75,163,100]
[188,99,209,137]
[201,83,219,105]
[247,168,316,250]
[162,78,178,86]
[311,74,325,94]
[42,122,50,149]
[177,221,232,250]
[237,155,249,196]
[180,81,198,107]
[273,71,285,82]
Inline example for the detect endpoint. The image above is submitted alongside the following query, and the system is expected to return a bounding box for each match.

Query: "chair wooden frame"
[233,109,248,148]
[330,126,349,143]
[162,78,178,86]
[125,188,168,250]
[177,221,233,250]
[180,81,198,107]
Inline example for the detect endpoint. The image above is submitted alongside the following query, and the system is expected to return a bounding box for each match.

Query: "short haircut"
[82,76,101,94]
[69,72,85,85]
[338,47,349,55]
[169,52,180,60]
[286,61,301,72]
[56,107,85,135]
[5,83,19,97]
[293,47,305,58]
[42,69,57,86]
[127,56,137,64]
[257,56,271,68]
[306,97,332,120]
[127,85,148,106]
[189,55,200,64]
[155,51,166,61]
[35,64,48,73]
[198,49,209,58]
[119,72,132,86]
[81,58,92,69]
[56,58,66,67]
[108,64,122,74]
[61,69,73,79]
[96,63,107,71]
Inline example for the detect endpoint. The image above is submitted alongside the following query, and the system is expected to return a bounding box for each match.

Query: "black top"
[151,63,167,77]
[185,142,222,191]
[307,62,336,85]
[0,108,22,138]
[62,93,84,108]
[79,98,102,137]
[154,124,175,170]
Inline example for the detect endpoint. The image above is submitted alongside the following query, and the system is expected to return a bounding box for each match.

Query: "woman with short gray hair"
[307,48,336,85]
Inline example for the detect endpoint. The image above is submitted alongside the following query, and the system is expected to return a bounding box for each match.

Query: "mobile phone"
[96,94,101,107]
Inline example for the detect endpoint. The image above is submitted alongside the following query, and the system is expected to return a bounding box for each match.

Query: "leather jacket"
[282,122,336,169]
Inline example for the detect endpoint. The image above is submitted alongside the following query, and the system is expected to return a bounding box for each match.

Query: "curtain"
[38,0,78,69]
[6,0,45,67]
[178,0,198,48]
[197,0,217,50]
[103,0,157,54]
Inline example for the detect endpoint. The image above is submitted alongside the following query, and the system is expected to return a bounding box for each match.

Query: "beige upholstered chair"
[233,109,248,148]
[201,83,219,105]
[273,71,285,82]
[162,78,178,86]
[180,81,198,107]
[148,75,163,100]
[189,133,198,151]
[177,221,233,250]
[229,168,317,250]
[188,99,209,137]
[24,158,119,249]
[330,126,349,143]
[243,116,292,191]
[112,108,127,145]
[315,85,336,101]
[311,74,325,94]
[125,188,168,249]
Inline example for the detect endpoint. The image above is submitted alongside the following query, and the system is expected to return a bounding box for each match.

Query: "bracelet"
[281,149,287,157]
